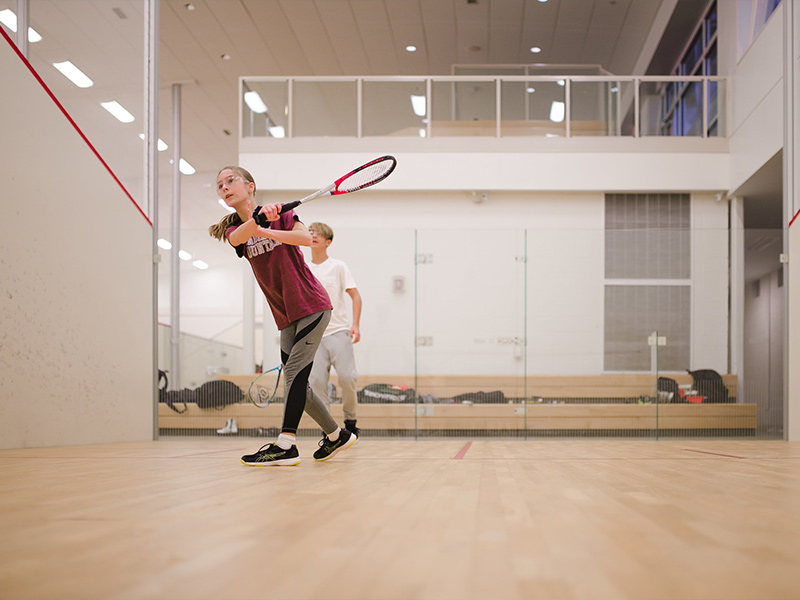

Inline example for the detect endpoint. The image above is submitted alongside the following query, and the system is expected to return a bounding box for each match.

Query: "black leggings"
[279,310,338,435]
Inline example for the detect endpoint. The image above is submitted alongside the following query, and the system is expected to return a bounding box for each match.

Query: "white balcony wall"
[720,1,786,193]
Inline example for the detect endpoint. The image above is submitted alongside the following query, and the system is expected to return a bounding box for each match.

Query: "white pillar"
[15,0,27,57]
[729,197,745,390]
[169,83,181,389]
[785,0,800,440]
[146,0,160,438]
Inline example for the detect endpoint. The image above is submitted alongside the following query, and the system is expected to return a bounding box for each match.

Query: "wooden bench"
[158,402,756,433]
[213,373,738,402]
[159,373,753,434]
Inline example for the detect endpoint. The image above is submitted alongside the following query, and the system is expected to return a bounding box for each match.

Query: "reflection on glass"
[499,80,566,136]
[431,80,496,137]
[294,81,357,137]
[362,80,427,137]
[242,80,288,138]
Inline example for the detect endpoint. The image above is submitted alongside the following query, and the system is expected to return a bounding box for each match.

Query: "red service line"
[683,448,746,459]
[790,207,800,228]
[453,441,473,460]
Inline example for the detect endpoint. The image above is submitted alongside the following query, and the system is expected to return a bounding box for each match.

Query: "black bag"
[158,371,192,414]
[657,376,683,403]
[157,372,243,412]
[687,369,730,403]
[358,383,416,404]
[195,380,244,409]
[160,389,196,414]
[451,391,506,404]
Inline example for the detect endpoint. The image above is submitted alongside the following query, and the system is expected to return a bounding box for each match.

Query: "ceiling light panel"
[53,61,94,88]
[100,101,135,123]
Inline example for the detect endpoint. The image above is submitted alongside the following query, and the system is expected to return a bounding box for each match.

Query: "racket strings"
[247,366,283,407]
[338,159,394,193]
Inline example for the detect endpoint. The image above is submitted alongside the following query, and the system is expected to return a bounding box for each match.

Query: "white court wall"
[0,36,153,448]
[691,193,731,372]
[790,220,800,440]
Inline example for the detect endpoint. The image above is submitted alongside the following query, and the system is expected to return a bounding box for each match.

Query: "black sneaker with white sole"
[313,429,357,462]
[241,443,301,466]
[344,419,360,437]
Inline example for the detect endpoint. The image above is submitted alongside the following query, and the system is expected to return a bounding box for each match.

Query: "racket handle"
[279,200,301,214]
[252,205,269,227]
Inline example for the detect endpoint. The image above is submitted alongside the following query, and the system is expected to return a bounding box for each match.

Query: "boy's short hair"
[309,222,333,241]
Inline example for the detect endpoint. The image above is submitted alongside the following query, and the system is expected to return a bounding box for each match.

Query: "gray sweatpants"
[279,310,338,436]
[309,330,359,421]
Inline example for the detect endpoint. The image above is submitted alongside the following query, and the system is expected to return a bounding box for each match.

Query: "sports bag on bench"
[158,372,244,412]
[358,383,416,404]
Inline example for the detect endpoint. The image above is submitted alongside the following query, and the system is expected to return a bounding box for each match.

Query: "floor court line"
[452,441,472,459]
[683,448,746,459]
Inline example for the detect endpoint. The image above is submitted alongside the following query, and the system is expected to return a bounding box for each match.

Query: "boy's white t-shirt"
[307,257,357,336]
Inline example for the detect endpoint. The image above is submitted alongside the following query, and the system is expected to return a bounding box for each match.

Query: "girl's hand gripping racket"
[253,155,396,225]
[246,365,283,408]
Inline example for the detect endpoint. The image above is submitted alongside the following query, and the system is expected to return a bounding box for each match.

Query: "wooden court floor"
[1,438,799,600]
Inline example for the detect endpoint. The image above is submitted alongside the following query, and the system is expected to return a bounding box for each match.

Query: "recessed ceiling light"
[100,101,135,123]
[406,45,417,52]
[157,238,172,250]
[530,47,541,54]
[218,199,235,212]
[557,79,566,86]
[192,260,209,270]
[526,87,535,93]
[221,53,231,60]
[178,250,192,261]
[53,61,93,88]
[537,0,548,3]
[184,3,195,10]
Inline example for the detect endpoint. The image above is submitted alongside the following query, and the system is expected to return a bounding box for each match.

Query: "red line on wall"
[790,207,800,228]
[1,27,151,226]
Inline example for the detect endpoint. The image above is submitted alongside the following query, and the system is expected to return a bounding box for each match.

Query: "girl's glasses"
[217,175,243,196]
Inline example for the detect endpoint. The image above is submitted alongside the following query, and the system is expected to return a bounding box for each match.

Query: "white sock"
[327,427,341,442]
[276,433,296,450]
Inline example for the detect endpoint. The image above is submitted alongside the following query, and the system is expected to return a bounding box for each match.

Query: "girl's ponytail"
[209,212,243,241]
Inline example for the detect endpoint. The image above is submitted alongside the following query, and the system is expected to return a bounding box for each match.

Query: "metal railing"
[240,75,727,140]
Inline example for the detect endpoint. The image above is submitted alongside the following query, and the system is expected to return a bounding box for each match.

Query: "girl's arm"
[227,204,311,247]
[257,217,312,247]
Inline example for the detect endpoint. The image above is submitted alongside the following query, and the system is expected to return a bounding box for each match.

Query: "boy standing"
[307,223,363,436]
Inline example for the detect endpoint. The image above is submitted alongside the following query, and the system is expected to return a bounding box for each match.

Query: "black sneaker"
[313,429,357,462]
[241,443,301,466]
[344,419,360,436]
